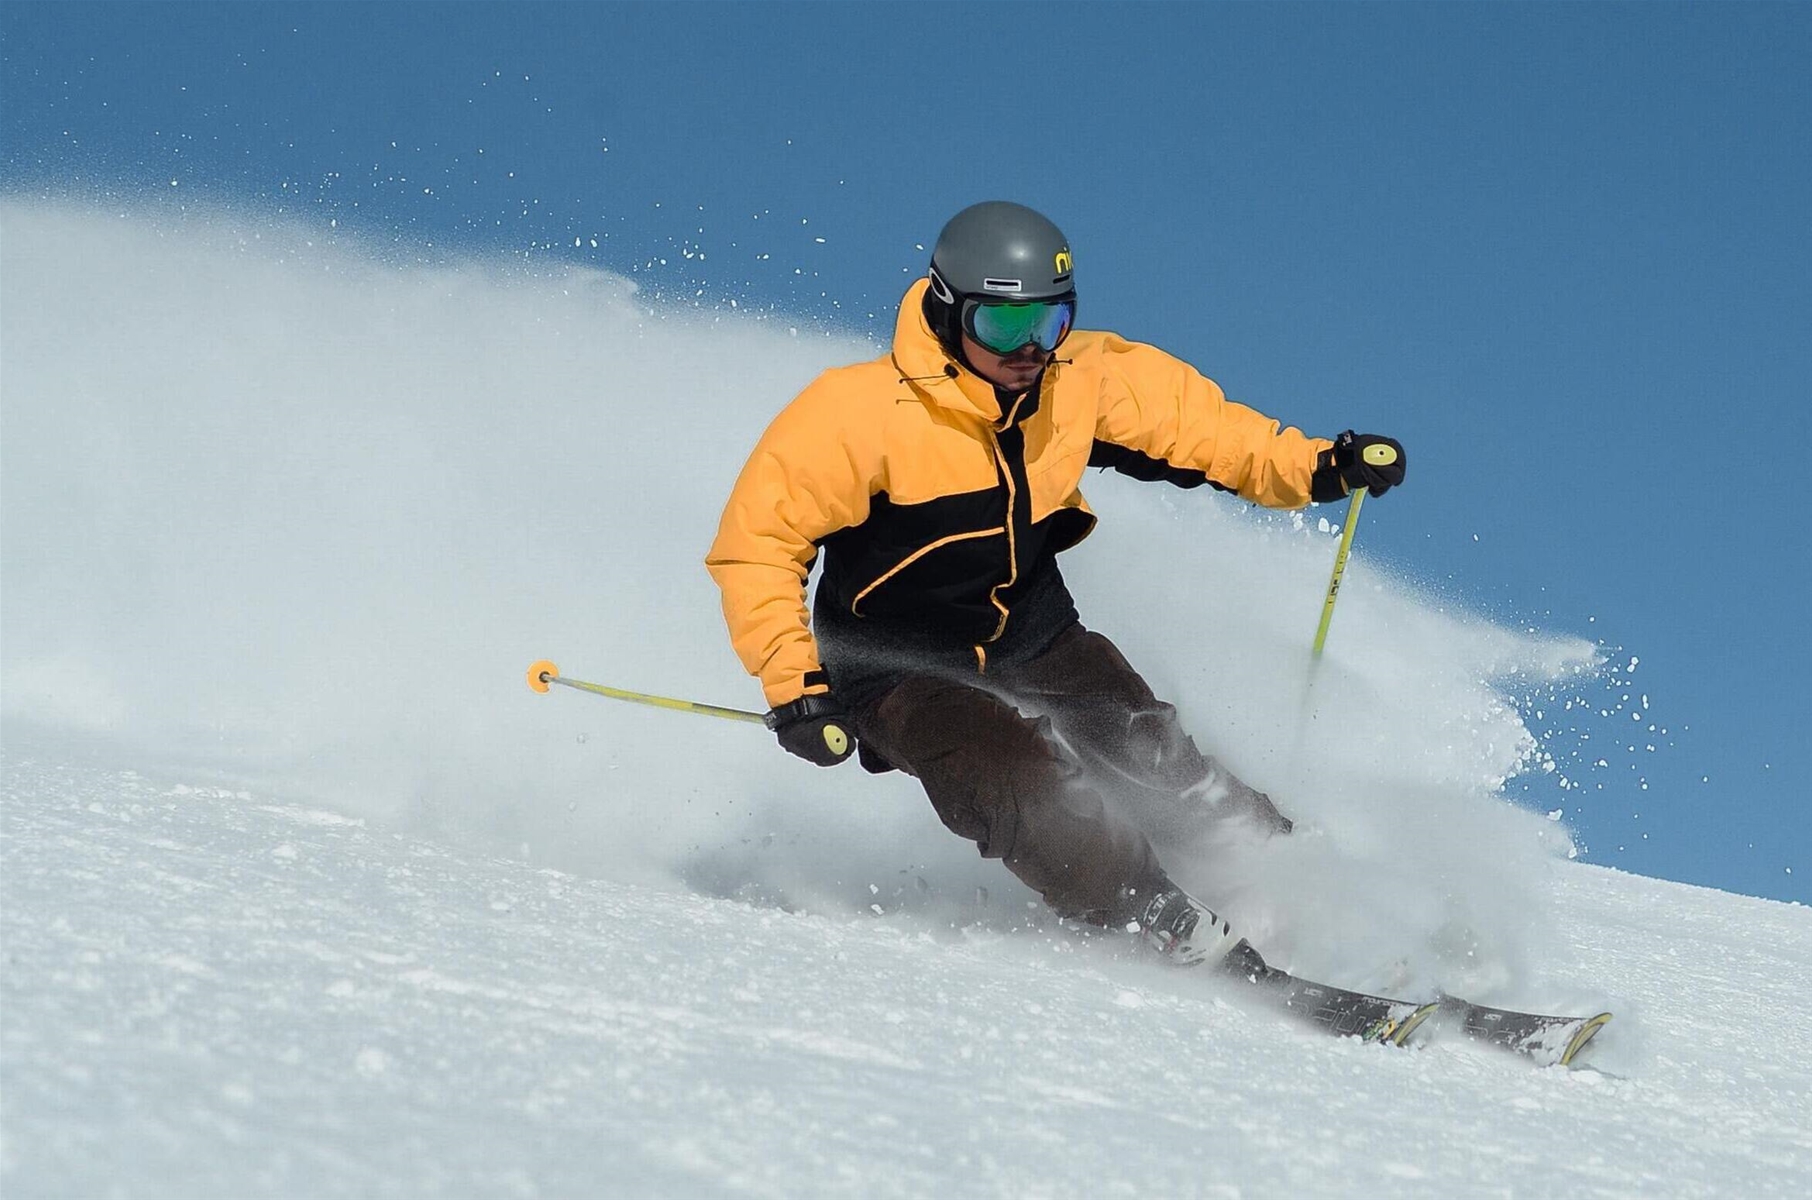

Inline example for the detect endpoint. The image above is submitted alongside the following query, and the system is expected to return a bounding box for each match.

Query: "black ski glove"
[765,693,855,767]
[1311,430,1406,502]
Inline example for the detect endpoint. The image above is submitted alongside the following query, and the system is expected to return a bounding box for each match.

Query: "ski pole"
[1311,489,1366,658]
[1310,441,1399,657]
[525,660,766,725]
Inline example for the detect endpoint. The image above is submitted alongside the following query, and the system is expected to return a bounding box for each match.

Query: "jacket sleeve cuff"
[762,667,832,709]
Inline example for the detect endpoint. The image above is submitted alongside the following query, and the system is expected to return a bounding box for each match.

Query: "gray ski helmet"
[927,201,1074,306]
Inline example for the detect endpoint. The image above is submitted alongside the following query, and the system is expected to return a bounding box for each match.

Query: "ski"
[1223,942,1437,1047]
[1220,943,1611,1065]
[1435,997,1613,1067]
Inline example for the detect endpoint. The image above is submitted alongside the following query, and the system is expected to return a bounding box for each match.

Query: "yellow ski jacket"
[707,278,1333,708]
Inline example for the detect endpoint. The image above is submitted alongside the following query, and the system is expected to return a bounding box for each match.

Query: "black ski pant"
[848,622,1288,925]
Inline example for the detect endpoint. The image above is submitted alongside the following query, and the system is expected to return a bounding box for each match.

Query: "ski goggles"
[962,296,1076,355]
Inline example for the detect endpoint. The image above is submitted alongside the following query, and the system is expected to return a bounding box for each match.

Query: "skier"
[706,201,1405,968]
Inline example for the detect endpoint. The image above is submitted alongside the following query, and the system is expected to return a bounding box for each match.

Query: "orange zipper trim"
[849,527,1004,617]
[983,426,1019,643]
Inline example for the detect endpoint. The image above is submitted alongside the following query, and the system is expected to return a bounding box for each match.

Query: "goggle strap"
[927,267,956,305]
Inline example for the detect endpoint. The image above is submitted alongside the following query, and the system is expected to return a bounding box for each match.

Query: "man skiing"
[707,201,1405,968]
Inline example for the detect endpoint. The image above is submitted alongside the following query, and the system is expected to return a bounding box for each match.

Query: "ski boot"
[1135,887,1249,968]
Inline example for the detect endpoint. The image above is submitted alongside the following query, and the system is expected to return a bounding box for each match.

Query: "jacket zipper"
[979,385,1034,652]
[982,426,1019,644]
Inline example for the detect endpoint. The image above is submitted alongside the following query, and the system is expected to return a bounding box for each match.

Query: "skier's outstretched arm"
[705,381,879,711]
[1085,334,1406,507]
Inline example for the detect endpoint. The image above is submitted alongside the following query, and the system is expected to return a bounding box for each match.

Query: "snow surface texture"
[5,203,1806,1196]
[7,752,1810,1199]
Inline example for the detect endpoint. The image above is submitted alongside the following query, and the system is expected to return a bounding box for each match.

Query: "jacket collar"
[890,278,1011,424]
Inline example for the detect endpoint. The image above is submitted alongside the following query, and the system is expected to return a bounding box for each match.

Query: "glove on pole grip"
[1311,431,1406,501]
[766,694,856,767]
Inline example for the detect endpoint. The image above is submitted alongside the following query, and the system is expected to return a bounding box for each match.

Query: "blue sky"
[4,2,1807,902]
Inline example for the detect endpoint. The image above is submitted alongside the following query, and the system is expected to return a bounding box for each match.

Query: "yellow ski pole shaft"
[1312,488,1366,658]
[524,660,766,725]
[1310,440,1400,658]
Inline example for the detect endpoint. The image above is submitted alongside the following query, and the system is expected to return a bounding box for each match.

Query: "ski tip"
[526,659,559,694]
[1560,1012,1614,1067]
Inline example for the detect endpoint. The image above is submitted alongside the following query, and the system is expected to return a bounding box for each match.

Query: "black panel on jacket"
[1089,439,1234,493]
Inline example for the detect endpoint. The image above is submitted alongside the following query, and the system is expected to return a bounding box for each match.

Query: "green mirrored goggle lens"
[964,299,1076,354]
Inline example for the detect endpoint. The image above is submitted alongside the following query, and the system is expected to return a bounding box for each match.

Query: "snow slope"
[4,202,1808,1197]
[5,746,1809,1199]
